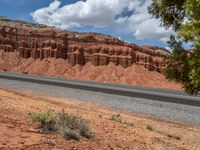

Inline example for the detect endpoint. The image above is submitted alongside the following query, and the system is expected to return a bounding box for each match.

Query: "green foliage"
[110,114,134,127]
[149,0,200,94]
[180,0,200,42]
[148,0,186,31]
[43,139,56,146]
[56,109,93,140]
[80,125,93,139]
[110,114,122,123]
[188,50,200,94]
[167,35,184,51]
[123,120,134,127]
[164,38,191,91]
[146,125,154,131]
[30,109,56,132]
[60,128,80,141]
[30,109,93,141]
[179,0,200,94]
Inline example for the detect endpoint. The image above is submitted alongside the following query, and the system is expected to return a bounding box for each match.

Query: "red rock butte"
[0,17,170,72]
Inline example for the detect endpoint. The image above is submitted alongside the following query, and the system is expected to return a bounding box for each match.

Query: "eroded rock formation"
[0,17,169,72]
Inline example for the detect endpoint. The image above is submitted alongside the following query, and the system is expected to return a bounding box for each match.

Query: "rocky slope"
[0,17,170,70]
[0,17,181,90]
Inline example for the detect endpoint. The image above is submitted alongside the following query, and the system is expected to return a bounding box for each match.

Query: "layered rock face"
[0,17,169,72]
[0,26,68,60]
[67,44,136,68]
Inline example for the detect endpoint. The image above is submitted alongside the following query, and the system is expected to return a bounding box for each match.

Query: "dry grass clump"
[30,109,93,141]
[110,114,134,127]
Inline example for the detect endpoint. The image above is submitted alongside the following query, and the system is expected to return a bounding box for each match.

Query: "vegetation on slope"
[148,0,200,94]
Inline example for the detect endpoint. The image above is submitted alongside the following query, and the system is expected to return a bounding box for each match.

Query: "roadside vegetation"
[110,113,134,127]
[148,0,200,94]
[146,124,154,131]
[30,108,93,141]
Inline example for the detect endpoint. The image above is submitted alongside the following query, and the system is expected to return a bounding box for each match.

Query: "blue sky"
[0,0,173,48]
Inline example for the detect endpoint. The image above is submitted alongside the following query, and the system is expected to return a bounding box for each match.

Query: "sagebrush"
[30,108,93,141]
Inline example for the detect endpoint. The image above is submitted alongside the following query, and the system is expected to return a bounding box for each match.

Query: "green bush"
[30,109,93,141]
[56,109,93,139]
[110,114,134,127]
[60,127,80,141]
[30,109,56,132]
[123,121,134,127]
[80,125,93,139]
[43,139,56,146]
[110,114,122,123]
[146,125,154,131]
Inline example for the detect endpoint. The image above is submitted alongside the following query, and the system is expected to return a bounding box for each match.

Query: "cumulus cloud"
[115,0,172,43]
[31,0,61,27]
[32,0,128,28]
[133,19,171,41]
[31,0,172,44]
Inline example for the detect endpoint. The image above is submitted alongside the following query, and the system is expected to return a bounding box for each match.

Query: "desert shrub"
[80,125,93,139]
[60,127,80,141]
[110,114,134,127]
[30,109,56,132]
[56,109,93,139]
[30,109,93,140]
[110,114,122,123]
[43,139,56,146]
[146,125,154,131]
[123,121,134,127]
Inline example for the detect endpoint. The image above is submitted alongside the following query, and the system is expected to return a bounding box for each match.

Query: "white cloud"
[31,0,61,27]
[31,0,172,44]
[128,1,142,11]
[133,19,171,40]
[115,0,172,43]
[32,0,129,28]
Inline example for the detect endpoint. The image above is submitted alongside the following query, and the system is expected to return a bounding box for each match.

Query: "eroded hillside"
[0,17,181,90]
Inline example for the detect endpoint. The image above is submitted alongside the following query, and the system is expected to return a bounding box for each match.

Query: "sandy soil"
[0,51,182,90]
[0,88,199,150]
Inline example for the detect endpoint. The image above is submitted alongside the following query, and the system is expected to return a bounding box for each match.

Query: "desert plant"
[110,114,134,127]
[56,109,93,139]
[148,0,200,94]
[30,109,56,132]
[60,127,80,141]
[110,114,122,123]
[146,125,154,131]
[123,121,134,127]
[30,109,93,140]
[43,139,56,146]
[80,125,93,139]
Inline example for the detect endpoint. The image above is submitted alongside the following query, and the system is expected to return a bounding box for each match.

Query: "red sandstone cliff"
[0,17,170,72]
[0,17,181,90]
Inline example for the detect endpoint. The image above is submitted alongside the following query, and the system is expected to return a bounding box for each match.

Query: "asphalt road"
[0,72,200,125]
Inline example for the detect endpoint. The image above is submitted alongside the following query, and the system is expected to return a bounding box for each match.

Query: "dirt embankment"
[0,88,200,150]
[0,51,182,90]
